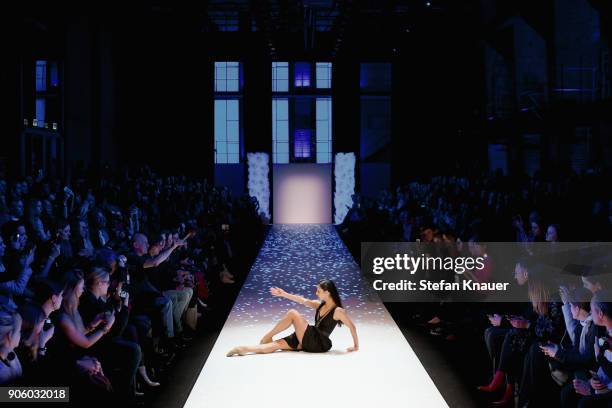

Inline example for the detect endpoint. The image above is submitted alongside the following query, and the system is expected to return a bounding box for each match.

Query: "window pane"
[316,100,330,120]
[227,66,239,79]
[272,62,289,92]
[35,98,46,124]
[227,100,239,119]
[217,67,227,79]
[294,62,311,88]
[316,123,328,142]
[226,79,239,92]
[227,122,239,142]
[215,99,240,163]
[276,122,289,141]
[316,98,332,163]
[294,129,311,158]
[272,98,289,163]
[215,61,241,92]
[277,143,289,153]
[274,99,288,120]
[316,62,332,89]
[216,80,226,92]
[36,61,47,92]
[216,142,227,154]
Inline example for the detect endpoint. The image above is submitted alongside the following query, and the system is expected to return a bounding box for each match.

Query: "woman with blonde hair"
[80,267,150,393]
[0,305,23,384]
[478,268,564,405]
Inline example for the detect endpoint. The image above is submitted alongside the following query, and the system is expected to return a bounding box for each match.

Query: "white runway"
[184,225,448,408]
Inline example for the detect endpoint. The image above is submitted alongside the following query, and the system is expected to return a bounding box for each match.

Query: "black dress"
[282,303,339,352]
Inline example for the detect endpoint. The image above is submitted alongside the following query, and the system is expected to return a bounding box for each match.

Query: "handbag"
[549,361,569,386]
[549,332,569,386]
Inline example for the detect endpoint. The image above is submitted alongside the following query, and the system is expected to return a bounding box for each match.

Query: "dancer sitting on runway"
[226,279,359,356]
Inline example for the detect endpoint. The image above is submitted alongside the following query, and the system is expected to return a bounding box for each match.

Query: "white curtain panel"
[247,152,271,221]
[334,152,356,224]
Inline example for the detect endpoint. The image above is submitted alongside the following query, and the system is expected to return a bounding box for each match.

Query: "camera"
[598,336,610,351]
[119,290,128,299]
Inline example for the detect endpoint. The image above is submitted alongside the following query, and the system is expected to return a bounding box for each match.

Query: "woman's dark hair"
[569,287,592,312]
[31,278,65,305]
[318,279,343,327]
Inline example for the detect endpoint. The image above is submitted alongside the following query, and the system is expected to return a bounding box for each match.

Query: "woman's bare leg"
[260,312,292,343]
[227,339,299,357]
[260,309,309,344]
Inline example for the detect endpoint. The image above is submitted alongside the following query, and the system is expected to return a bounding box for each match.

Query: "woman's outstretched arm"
[335,308,359,352]
[269,287,321,309]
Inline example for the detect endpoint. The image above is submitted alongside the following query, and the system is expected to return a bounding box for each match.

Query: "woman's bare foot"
[226,346,246,357]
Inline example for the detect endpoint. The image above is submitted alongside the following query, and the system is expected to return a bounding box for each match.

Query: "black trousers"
[484,326,511,375]
[126,315,153,367]
[93,337,142,398]
[498,329,528,382]
[519,342,560,406]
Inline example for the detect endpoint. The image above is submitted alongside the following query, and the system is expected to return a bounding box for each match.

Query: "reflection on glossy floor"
[183,225,448,408]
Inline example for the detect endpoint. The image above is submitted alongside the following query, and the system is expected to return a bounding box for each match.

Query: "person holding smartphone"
[559,290,612,407]
[76,268,142,400]
[0,235,34,310]
[480,259,533,391]
[15,302,56,385]
[480,270,564,406]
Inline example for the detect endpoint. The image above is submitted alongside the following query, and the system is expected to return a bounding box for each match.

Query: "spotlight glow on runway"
[183,225,448,408]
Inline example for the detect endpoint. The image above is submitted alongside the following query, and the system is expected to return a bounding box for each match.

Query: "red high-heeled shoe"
[492,383,514,406]
[478,370,505,392]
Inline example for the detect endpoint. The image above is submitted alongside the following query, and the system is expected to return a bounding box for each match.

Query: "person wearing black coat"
[78,267,140,399]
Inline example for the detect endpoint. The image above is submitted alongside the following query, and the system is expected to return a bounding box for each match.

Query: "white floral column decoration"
[247,152,271,222]
[334,152,356,224]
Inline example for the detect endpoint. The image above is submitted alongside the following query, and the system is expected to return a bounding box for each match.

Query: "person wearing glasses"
[78,267,143,398]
